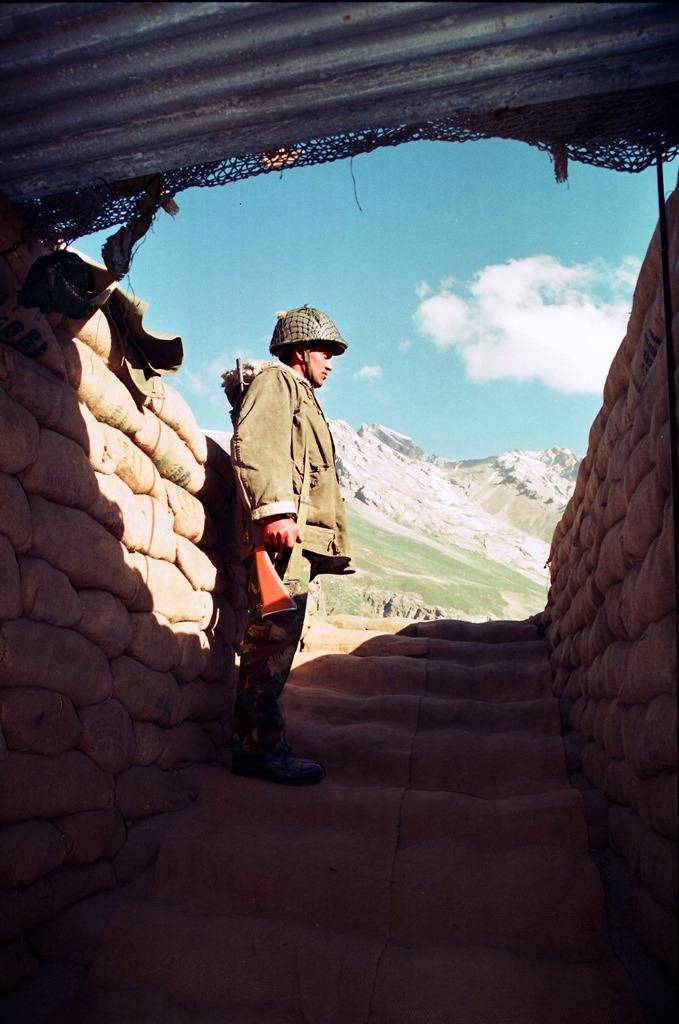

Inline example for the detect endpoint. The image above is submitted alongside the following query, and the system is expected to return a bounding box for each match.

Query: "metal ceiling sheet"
[2,1,679,201]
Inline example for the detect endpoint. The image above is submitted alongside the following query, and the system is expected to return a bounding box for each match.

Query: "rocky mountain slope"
[328,422,579,620]
[204,423,580,622]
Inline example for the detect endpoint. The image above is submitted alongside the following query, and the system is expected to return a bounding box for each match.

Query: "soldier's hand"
[261,516,302,549]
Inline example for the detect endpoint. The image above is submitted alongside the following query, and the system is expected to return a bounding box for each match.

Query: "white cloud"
[398,337,413,352]
[415,280,432,300]
[180,368,210,397]
[353,364,383,381]
[412,255,637,395]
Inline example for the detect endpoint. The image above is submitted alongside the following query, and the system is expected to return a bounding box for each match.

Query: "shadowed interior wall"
[544,184,678,975]
[0,194,245,991]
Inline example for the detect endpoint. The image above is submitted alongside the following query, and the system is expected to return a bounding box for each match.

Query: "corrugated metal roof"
[2,1,679,202]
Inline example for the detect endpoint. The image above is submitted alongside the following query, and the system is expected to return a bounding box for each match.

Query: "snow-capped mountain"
[331,421,579,587]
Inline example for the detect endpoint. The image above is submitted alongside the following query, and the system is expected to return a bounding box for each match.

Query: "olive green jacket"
[231,364,352,571]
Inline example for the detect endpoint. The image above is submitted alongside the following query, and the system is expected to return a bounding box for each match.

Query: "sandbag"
[172,621,207,683]
[0,473,31,552]
[0,820,66,888]
[129,553,214,626]
[88,472,176,561]
[195,462,232,518]
[581,741,608,792]
[609,804,646,872]
[155,722,214,769]
[164,477,221,546]
[640,693,677,776]
[101,422,165,500]
[54,808,126,866]
[0,342,110,463]
[631,882,678,975]
[0,385,39,473]
[629,412,653,484]
[205,434,233,483]
[621,468,664,563]
[635,772,678,840]
[0,535,21,620]
[111,656,182,727]
[621,614,676,704]
[62,306,123,369]
[0,618,112,707]
[19,555,82,628]
[179,679,227,723]
[19,427,98,510]
[29,495,141,604]
[631,502,675,627]
[49,860,115,922]
[132,406,205,492]
[114,765,190,820]
[63,338,143,436]
[639,831,678,913]
[75,589,133,659]
[620,703,651,779]
[0,874,52,943]
[0,750,113,827]
[126,611,179,672]
[593,520,627,593]
[175,534,220,592]
[604,758,639,808]
[131,722,164,766]
[0,688,81,757]
[0,272,66,378]
[603,581,626,640]
[599,698,625,760]
[145,381,208,463]
[78,700,136,775]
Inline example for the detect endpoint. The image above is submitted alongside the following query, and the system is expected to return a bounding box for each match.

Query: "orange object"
[253,545,297,616]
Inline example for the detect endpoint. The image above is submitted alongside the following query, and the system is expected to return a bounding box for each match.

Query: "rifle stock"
[253,544,297,616]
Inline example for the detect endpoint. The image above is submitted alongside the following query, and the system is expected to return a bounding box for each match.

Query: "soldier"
[229,306,353,785]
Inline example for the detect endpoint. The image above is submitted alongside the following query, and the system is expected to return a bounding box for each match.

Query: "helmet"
[269,305,347,356]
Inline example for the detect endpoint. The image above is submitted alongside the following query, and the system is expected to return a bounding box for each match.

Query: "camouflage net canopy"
[16,81,679,249]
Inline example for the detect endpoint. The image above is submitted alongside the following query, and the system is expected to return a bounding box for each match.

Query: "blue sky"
[74,139,676,460]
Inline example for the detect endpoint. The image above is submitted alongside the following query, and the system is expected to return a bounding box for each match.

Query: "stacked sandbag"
[544,183,678,975]
[0,195,245,990]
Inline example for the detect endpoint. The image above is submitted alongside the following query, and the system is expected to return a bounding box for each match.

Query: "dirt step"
[284,689,561,735]
[289,652,552,700]
[302,623,547,662]
[152,827,606,957]
[73,902,641,1024]
[322,615,542,645]
[409,730,567,796]
[84,904,384,1023]
[50,987,303,1024]
[196,772,587,849]
[404,618,542,643]
[286,705,567,793]
[371,941,642,1024]
[51,987,308,1024]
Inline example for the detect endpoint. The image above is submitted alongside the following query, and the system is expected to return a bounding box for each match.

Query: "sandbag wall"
[543,184,678,975]
[0,195,245,991]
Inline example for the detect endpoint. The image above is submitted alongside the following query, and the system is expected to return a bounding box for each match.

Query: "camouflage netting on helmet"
[14,81,679,249]
[269,306,346,355]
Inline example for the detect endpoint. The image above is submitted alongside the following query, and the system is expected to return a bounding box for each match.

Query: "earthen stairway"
[58,616,643,1024]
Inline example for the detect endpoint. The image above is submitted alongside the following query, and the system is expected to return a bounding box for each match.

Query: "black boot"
[231,745,325,786]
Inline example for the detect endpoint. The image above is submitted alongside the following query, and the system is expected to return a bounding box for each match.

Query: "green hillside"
[318,507,547,621]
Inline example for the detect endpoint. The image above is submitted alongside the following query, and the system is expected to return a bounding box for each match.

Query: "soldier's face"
[307,345,335,388]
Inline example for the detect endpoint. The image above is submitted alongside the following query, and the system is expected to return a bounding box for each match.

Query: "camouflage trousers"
[232,551,311,755]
